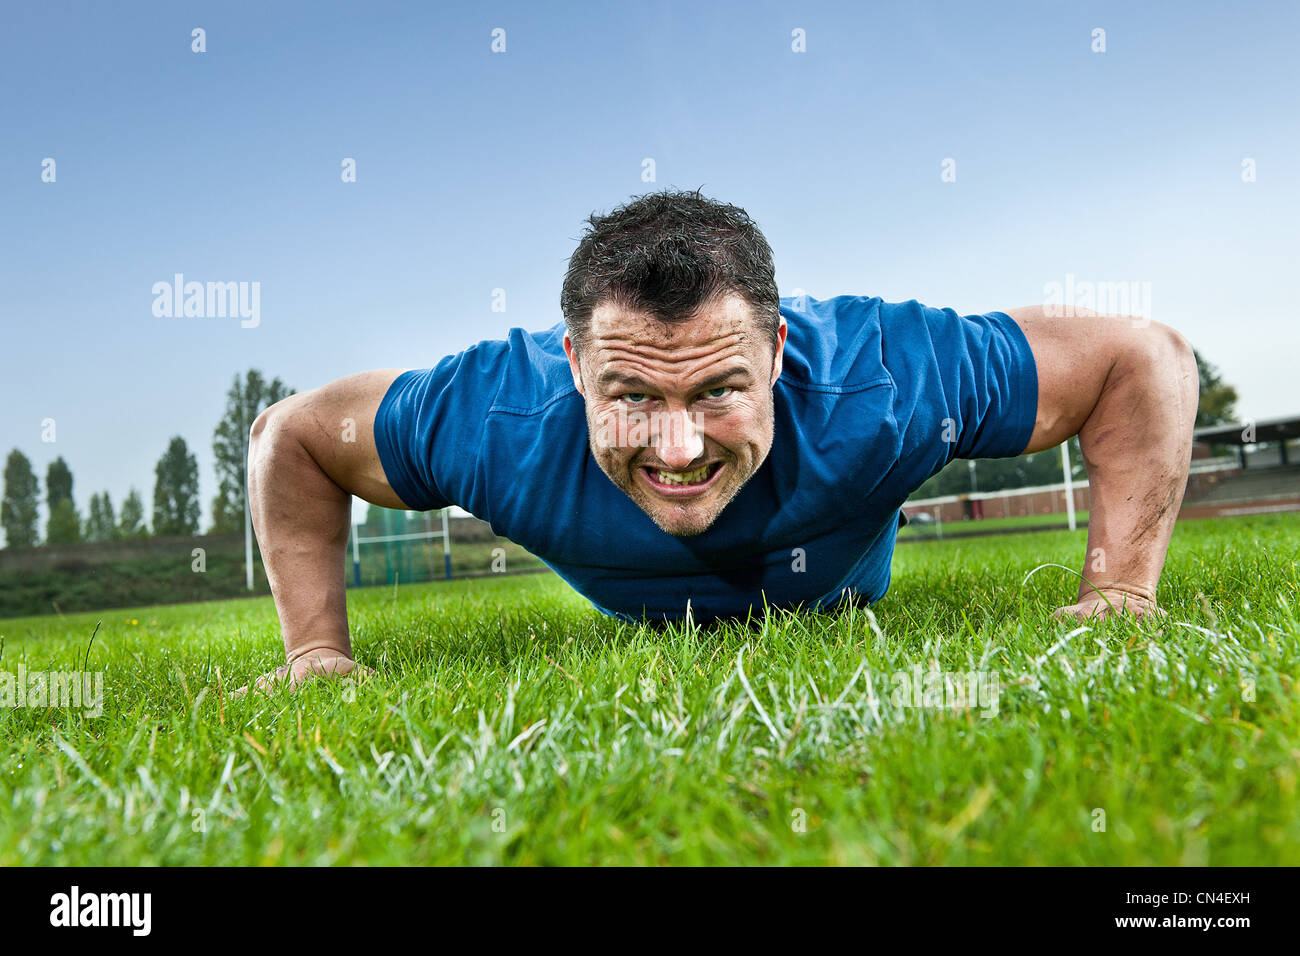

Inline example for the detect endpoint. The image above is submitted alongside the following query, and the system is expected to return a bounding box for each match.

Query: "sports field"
[1,514,1296,865]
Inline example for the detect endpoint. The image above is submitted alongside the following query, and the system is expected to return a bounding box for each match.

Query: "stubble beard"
[584,404,774,538]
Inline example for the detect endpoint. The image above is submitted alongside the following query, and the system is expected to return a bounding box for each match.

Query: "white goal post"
[348,507,452,587]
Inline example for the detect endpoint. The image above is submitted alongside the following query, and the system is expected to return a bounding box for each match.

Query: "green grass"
[1,514,1297,865]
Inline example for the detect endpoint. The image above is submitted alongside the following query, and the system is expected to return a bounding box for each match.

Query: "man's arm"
[238,369,411,693]
[1003,306,1198,619]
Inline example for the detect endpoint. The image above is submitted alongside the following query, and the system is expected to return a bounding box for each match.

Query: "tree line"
[0,370,291,549]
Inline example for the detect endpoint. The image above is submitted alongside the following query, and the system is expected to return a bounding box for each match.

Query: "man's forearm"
[1073,325,1199,607]
[247,399,354,663]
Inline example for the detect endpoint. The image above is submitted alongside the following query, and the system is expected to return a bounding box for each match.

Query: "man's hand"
[1051,587,1166,622]
[233,653,372,698]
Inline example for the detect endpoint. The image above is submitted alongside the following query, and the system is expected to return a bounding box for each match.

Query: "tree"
[46,456,73,507]
[85,491,119,542]
[45,456,80,544]
[153,437,200,536]
[211,370,293,533]
[1194,348,1239,428]
[99,492,118,540]
[47,499,81,544]
[86,493,105,540]
[1,449,40,549]
[119,488,147,538]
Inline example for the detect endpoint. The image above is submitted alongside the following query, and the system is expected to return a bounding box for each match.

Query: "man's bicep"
[268,369,413,510]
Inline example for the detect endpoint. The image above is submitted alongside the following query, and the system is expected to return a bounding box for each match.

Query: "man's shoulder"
[436,321,577,418]
[778,294,895,392]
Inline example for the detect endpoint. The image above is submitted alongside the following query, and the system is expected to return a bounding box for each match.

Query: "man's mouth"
[640,462,724,497]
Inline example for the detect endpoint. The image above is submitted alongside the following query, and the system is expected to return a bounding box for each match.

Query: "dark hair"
[561,188,780,353]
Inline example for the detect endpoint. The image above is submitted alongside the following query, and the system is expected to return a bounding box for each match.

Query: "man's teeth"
[655,464,712,485]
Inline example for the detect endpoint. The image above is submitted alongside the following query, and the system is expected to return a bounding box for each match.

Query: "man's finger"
[1051,603,1094,621]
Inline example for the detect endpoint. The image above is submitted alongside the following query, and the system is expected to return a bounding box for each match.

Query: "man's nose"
[654,408,704,470]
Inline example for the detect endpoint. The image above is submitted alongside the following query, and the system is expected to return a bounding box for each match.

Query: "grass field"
[1,514,1297,865]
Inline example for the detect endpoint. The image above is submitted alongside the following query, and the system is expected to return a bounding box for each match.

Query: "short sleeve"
[372,346,506,514]
[882,300,1039,482]
[371,324,574,518]
[944,307,1039,460]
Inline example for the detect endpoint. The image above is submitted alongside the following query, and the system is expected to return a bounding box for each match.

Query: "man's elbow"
[247,396,308,489]
[1154,322,1197,388]
[1129,321,1194,374]
[1156,321,1194,363]
[249,395,298,449]
[1143,321,1199,431]
[249,406,271,446]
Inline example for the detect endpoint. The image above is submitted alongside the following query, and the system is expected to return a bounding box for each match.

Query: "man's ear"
[770,317,788,386]
[562,333,585,395]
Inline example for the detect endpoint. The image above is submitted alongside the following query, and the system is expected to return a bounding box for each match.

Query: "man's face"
[564,293,787,536]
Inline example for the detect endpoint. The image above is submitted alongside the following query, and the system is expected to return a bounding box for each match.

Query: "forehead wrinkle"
[592,339,753,391]
[583,295,763,390]
[594,332,748,366]
[589,292,754,345]
[593,318,745,347]
[589,320,751,363]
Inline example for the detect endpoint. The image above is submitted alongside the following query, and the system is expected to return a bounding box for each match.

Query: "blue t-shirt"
[373,295,1038,622]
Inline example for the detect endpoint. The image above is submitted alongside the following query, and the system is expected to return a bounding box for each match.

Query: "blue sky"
[2,0,1297,541]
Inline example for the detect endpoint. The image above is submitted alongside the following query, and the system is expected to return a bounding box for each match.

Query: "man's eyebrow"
[595,367,755,393]
[693,368,755,391]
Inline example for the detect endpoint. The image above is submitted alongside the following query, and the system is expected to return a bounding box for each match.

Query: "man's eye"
[620,393,650,404]
[702,387,733,400]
